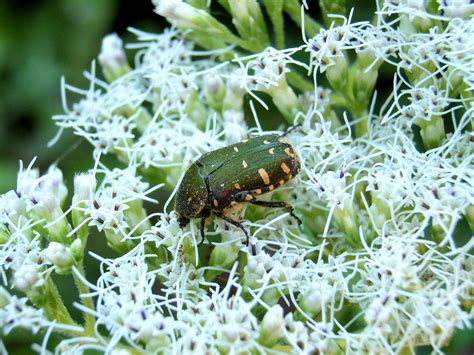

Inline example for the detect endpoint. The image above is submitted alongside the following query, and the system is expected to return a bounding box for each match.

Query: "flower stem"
[73,262,96,336]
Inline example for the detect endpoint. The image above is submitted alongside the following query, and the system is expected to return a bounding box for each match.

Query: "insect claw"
[250,242,256,256]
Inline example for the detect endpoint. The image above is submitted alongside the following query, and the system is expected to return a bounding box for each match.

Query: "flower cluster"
[1,0,473,353]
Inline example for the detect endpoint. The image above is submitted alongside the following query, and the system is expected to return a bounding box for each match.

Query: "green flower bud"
[228,0,269,51]
[204,73,226,112]
[333,197,360,248]
[419,116,445,150]
[31,193,72,244]
[70,238,84,262]
[98,34,131,82]
[258,305,284,347]
[44,242,75,275]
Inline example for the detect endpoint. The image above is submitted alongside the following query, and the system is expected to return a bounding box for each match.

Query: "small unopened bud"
[420,116,445,150]
[73,173,96,202]
[299,282,332,317]
[223,110,248,144]
[98,33,131,82]
[70,238,84,262]
[14,264,43,292]
[223,70,246,112]
[204,73,226,111]
[44,242,74,274]
[259,305,284,347]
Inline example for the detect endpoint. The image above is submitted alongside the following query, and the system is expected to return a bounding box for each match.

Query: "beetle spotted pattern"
[174,134,301,245]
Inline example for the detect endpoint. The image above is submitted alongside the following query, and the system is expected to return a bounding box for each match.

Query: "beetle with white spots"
[174,134,301,246]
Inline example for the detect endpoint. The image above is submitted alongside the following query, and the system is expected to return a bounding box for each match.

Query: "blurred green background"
[0,0,162,192]
[0,1,471,354]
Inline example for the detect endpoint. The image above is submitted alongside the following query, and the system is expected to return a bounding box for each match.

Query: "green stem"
[73,262,96,336]
[353,107,369,138]
[29,278,81,337]
[286,70,314,93]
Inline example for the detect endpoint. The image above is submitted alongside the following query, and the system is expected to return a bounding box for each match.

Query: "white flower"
[43,242,73,269]
[438,0,474,18]
[0,289,46,334]
[73,173,97,202]
[13,264,44,292]
[98,33,130,80]
[222,110,248,144]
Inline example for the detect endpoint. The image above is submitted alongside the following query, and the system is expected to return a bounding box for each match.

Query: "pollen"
[258,168,271,185]
[245,194,253,201]
[280,162,291,174]
[255,189,262,195]
[213,199,219,207]
[268,184,274,191]
[242,160,248,168]
[234,183,241,189]
[279,179,285,185]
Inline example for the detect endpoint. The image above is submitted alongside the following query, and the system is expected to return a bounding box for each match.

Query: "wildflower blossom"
[1,0,473,353]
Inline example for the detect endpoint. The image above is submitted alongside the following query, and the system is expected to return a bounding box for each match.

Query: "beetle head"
[177,214,190,228]
[174,163,209,222]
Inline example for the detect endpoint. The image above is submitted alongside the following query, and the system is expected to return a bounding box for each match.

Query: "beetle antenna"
[281,123,303,137]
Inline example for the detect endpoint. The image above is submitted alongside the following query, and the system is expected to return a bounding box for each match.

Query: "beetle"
[174,134,301,246]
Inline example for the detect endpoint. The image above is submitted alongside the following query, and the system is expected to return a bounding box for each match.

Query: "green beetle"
[174,134,301,245]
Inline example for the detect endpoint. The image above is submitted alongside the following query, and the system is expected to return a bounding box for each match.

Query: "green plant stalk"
[73,262,96,336]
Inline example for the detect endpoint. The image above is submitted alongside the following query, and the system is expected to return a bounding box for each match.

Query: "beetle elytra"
[174,134,301,245]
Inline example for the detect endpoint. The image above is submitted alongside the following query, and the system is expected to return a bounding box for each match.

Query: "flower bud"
[44,242,75,274]
[228,0,269,51]
[70,238,84,262]
[204,73,226,112]
[420,116,445,150]
[72,173,96,241]
[73,174,96,202]
[222,110,248,144]
[258,305,284,347]
[14,264,43,292]
[299,281,333,317]
[98,33,131,82]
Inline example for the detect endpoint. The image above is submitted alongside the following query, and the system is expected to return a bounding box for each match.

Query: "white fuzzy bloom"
[43,242,72,268]
[98,33,128,73]
[8,2,472,353]
[438,0,474,18]
[246,47,291,90]
[73,173,97,201]
[222,110,248,144]
[0,289,49,335]
[13,264,43,292]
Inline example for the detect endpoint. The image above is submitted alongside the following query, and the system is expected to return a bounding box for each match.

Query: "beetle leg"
[214,210,250,246]
[249,200,302,225]
[199,216,207,246]
[281,123,302,137]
